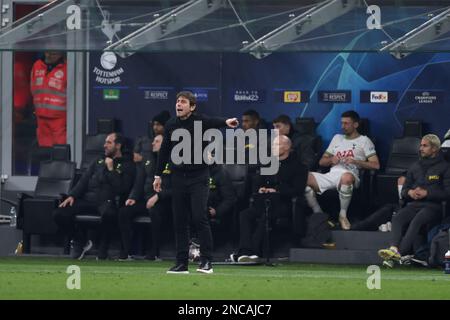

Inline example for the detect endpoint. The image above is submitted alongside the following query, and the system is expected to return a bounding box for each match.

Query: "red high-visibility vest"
[14,52,33,113]
[30,59,67,118]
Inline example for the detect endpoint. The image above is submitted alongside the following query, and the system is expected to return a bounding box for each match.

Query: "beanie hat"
[152,110,171,126]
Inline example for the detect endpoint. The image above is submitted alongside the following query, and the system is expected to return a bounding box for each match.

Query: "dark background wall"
[89,50,450,166]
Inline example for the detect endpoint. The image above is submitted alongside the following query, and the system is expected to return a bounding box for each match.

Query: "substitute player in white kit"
[304,111,380,230]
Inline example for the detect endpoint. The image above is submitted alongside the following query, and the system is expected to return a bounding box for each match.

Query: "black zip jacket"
[156,113,227,175]
[129,157,172,203]
[69,156,135,204]
[207,164,237,220]
[402,153,450,204]
[254,152,308,202]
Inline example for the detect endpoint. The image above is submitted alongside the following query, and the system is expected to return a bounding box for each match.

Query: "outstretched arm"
[225,118,239,128]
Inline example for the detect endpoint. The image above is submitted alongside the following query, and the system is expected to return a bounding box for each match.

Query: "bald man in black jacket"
[231,135,308,263]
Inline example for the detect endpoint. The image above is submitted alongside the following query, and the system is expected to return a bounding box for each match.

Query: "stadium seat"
[223,164,249,244]
[403,120,423,138]
[223,164,249,207]
[80,118,117,171]
[294,117,322,170]
[357,117,377,147]
[21,144,76,253]
[295,117,316,135]
[79,134,108,171]
[441,147,450,163]
[357,118,370,136]
[375,136,421,206]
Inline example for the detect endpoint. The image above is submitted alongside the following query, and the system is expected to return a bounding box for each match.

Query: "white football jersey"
[325,134,376,176]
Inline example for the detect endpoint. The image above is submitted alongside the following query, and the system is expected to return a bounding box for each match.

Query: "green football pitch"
[0,257,449,300]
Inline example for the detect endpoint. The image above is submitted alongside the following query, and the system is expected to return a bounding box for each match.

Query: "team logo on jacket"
[208,177,216,189]
[54,70,64,79]
[428,175,440,181]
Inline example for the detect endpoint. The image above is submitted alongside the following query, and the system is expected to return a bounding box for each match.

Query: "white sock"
[338,184,353,218]
[397,185,403,200]
[305,186,323,214]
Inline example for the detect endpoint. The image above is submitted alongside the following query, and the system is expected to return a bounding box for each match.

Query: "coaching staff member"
[54,132,135,260]
[154,91,238,274]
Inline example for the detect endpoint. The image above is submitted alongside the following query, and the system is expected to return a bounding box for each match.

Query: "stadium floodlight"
[380,7,450,59]
[241,0,361,59]
[0,0,79,46]
[104,0,227,58]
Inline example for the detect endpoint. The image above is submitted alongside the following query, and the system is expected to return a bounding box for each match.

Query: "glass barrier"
[11,4,66,176]
[1,0,450,56]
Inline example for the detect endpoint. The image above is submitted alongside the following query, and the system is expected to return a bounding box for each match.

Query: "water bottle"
[9,206,17,228]
[445,250,450,274]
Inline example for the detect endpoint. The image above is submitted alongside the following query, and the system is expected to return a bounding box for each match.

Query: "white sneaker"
[339,216,351,230]
[117,255,134,262]
[229,253,238,263]
[237,255,259,263]
[378,224,388,232]
[386,221,392,232]
[382,259,395,268]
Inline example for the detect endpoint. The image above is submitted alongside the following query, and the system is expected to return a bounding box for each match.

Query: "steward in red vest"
[30,52,67,147]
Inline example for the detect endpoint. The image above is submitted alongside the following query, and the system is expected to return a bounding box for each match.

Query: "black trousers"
[391,202,442,255]
[53,199,118,246]
[238,199,290,257]
[351,204,396,231]
[171,169,212,264]
[118,201,170,257]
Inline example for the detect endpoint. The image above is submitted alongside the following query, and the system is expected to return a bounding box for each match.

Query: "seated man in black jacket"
[230,135,308,263]
[118,134,172,261]
[207,164,237,229]
[53,132,135,260]
[378,134,450,267]
[133,111,170,163]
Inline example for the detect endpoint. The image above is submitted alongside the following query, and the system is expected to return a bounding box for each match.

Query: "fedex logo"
[370,91,388,103]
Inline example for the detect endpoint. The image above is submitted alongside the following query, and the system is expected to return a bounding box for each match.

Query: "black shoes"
[167,261,214,274]
[70,239,93,260]
[167,263,189,274]
[196,260,213,274]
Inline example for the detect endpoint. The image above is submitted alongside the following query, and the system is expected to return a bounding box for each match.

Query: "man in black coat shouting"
[154,91,238,274]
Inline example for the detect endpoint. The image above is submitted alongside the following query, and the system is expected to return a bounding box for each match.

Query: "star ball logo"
[408,91,443,105]
[283,91,301,103]
[193,91,208,102]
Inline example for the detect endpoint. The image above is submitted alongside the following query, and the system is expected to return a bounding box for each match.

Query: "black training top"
[155,113,227,176]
